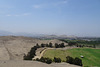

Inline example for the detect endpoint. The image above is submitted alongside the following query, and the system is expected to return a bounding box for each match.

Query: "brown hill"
[0,36,80,67]
[0,36,67,60]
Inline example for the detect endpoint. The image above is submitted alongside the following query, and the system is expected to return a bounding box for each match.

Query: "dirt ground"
[0,36,80,67]
[0,36,68,60]
[0,60,80,67]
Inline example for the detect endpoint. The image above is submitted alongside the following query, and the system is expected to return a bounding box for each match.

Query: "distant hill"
[0,30,13,36]
[0,30,77,39]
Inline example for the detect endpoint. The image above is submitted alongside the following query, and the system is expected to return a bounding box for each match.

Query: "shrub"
[23,45,37,60]
[55,43,59,48]
[48,42,53,48]
[39,57,52,64]
[60,43,65,48]
[53,57,61,63]
[46,44,49,47]
[68,42,77,46]
[55,43,65,48]
[66,56,74,64]
[36,43,40,48]
[74,57,82,66]
[45,58,52,64]
[66,56,83,66]
[93,44,96,48]
[41,43,45,47]
[40,57,45,62]
[36,58,40,61]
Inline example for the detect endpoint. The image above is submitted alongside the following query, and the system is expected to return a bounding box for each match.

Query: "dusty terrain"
[0,60,80,67]
[0,36,68,60]
[0,36,80,67]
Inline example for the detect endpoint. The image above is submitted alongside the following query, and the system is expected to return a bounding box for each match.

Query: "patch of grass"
[43,48,100,66]
[43,49,67,61]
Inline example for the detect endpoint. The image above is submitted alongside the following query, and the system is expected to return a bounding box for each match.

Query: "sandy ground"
[0,36,80,67]
[0,36,67,60]
[0,60,80,67]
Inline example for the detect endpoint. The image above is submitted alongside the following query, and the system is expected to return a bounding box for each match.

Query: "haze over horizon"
[0,0,100,37]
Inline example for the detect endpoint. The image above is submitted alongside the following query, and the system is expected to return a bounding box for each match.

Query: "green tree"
[55,43,59,48]
[46,44,49,47]
[24,46,37,60]
[74,57,82,66]
[49,42,53,48]
[93,44,96,48]
[53,57,61,63]
[41,43,45,47]
[39,57,52,64]
[66,56,74,64]
[36,43,40,48]
[45,58,52,64]
[60,43,65,48]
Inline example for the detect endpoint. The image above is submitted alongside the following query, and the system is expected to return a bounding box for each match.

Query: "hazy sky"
[0,0,100,37]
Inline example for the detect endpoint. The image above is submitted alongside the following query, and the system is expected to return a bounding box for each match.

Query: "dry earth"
[0,60,80,67]
[0,36,68,60]
[0,36,80,67]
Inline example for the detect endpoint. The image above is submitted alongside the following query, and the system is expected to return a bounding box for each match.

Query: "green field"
[43,48,100,66]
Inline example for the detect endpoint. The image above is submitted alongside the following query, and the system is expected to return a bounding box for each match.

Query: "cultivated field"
[43,48,100,67]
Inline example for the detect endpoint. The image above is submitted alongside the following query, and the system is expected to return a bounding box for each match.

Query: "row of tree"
[23,43,65,60]
[66,56,82,66]
[53,57,61,63]
[23,43,82,66]
[35,56,82,66]
[61,39,97,48]
[40,43,53,48]
[68,41,96,48]
[55,43,65,48]
[35,57,61,64]
[23,46,83,66]
[36,57,52,64]
[37,43,65,48]
[23,45,39,60]
[76,44,96,48]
